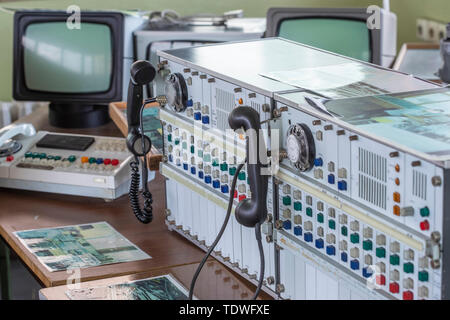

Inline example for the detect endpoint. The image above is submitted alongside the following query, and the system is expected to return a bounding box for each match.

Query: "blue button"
[315,239,324,249]
[294,226,302,236]
[362,267,373,278]
[96,158,103,164]
[341,252,348,262]
[198,171,204,179]
[350,259,360,270]
[183,163,188,171]
[202,116,210,124]
[187,99,193,107]
[314,158,323,167]
[194,112,201,121]
[338,180,347,191]
[326,245,336,256]
[283,220,292,230]
[328,174,335,184]
[213,180,220,189]
[221,185,229,194]
[204,175,212,184]
[168,155,173,162]
[191,167,196,175]
[304,232,313,243]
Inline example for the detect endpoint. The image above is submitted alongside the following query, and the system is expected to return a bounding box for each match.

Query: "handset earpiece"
[228,107,268,228]
[126,60,156,156]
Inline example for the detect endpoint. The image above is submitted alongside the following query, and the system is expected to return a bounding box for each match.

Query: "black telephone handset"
[126,60,156,224]
[228,106,268,227]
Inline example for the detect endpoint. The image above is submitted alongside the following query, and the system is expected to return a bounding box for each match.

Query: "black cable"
[128,98,156,224]
[252,222,265,300]
[189,161,245,300]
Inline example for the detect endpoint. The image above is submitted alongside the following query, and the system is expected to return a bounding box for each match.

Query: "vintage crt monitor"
[265,8,397,67]
[134,14,265,98]
[13,10,145,128]
[154,38,448,300]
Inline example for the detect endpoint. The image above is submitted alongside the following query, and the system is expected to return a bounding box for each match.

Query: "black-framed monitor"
[13,11,124,128]
[265,8,397,67]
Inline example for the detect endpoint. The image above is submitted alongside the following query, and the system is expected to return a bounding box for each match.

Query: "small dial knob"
[286,123,315,172]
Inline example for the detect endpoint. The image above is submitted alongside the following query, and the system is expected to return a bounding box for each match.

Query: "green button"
[54,156,62,161]
[167,134,172,142]
[46,155,54,160]
[376,247,386,258]
[363,240,373,251]
[220,163,228,171]
[203,154,211,162]
[283,196,291,206]
[68,156,76,163]
[229,167,237,176]
[190,146,195,154]
[294,202,302,211]
[404,263,414,274]
[89,157,96,164]
[418,271,429,282]
[25,152,33,158]
[238,172,246,180]
[182,142,187,149]
[317,213,324,223]
[390,254,400,265]
[350,233,359,244]
[420,207,430,217]
[306,207,313,217]
[174,139,180,145]
[328,220,336,230]
[341,226,348,236]
[212,159,219,167]
[38,153,46,159]
[198,150,203,158]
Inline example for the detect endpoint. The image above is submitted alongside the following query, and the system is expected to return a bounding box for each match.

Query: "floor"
[0,243,42,300]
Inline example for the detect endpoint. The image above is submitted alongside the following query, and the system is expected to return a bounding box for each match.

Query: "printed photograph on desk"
[14,222,151,272]
[65,274,193,300]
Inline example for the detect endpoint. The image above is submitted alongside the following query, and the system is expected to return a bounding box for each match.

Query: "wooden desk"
[0,107,268,300]
[40,260,261,300]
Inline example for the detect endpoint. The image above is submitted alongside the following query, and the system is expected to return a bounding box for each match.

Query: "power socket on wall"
[417,18,448,42]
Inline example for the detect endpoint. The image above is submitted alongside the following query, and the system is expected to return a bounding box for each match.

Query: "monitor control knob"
[165,73,188,112]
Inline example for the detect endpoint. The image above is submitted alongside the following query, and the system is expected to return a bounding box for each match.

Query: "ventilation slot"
[216,88,235,112]
[358,148,387,210]
[412,170,427,200]
[250,101,261,114]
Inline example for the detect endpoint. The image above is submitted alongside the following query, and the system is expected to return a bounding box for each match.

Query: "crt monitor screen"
[278,18,371,62]
[22,22,112,93]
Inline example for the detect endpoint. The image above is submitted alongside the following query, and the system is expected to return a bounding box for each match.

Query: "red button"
[234,190,238,198]
[389,282,399,294]
[111,159,119,166]
[420,220,429,231]
[403,291,414,300]
[104,158,111,165]
[6,156,14,162]
[376,275,386,286]
[238,195,246,202]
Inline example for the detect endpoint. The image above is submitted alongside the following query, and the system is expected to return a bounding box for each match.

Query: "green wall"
[0,0,448,101]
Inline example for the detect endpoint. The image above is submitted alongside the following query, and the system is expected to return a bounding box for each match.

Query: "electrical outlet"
[417,18,429,41]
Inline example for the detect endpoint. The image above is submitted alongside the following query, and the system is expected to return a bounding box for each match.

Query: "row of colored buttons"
[81,157,119,166]
[25,152,75,162]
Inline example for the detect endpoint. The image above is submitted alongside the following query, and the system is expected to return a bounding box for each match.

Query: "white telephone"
[0,123,36,157]
[0,123,134,200]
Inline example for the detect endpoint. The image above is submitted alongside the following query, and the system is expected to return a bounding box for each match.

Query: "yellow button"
[393,205,400,216]
[238,98,243,105]
[81,156,89,163]
[393,192,401,203]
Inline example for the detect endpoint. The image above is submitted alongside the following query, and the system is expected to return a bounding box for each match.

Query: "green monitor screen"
[23,22,112,93]
[278,18,371,62]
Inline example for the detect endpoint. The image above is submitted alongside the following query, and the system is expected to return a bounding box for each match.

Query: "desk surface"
[40,260,259,300]
[1,107,268,299]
